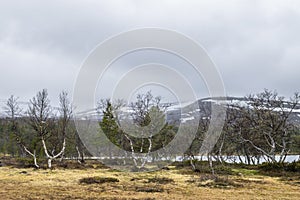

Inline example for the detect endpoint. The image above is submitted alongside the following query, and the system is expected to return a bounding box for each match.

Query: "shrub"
[79,176,119,184]
[259,161,300,172]
[194,163,233,175]
[147,177,174,184]
[198,175,242,188]
[135,186,164,193]
[15,157,44,168]
[285,161,300,172]
[259,162,284,171]
[187,174,242,188]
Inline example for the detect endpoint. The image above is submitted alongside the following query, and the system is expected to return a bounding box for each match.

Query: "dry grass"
[0,166,299,200]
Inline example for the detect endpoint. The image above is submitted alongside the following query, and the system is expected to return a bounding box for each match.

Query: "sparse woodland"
[0,89,299,171]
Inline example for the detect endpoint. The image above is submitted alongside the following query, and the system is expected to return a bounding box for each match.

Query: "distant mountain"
[2,96,299,125]
[166,96,300,125]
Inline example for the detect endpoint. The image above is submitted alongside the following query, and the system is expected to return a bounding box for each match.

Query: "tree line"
[0,89,299,169]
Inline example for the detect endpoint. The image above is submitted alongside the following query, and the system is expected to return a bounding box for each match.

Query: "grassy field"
[0,162,299,200]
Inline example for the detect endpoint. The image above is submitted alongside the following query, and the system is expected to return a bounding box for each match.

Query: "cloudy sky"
[0,0,300,106]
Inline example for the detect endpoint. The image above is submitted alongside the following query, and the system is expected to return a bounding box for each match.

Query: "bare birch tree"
[232,90,300,163]
[28,89,72,168]
[5,95,40,168]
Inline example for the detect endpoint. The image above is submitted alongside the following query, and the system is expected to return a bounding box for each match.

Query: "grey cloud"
[0,0,300,106]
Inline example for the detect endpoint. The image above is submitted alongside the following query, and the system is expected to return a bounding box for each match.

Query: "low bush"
[14,157,45,168]
[187,174,242,188]
[147,177,174,184]
[209,176,242,188]
[259,161,300,172]
[174,160,234,175]
[194,163,234,175]
[79,176,119,184]
[285,161,300,172]
[135,186,164,193]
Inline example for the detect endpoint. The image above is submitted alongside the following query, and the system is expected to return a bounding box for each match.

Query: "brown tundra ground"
[0,161,299,200]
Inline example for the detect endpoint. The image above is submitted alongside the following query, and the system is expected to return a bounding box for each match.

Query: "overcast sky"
[1,0,300,106]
